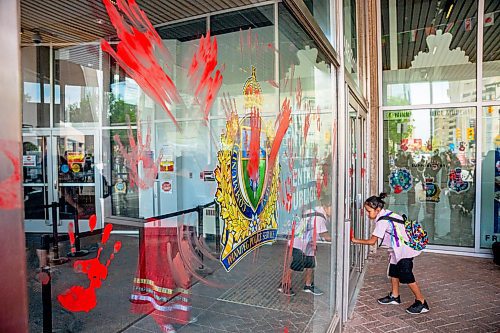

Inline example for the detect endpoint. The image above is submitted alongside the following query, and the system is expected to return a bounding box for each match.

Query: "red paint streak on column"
[286,138,294,172]
[284,327,289,333]
[113,117,161,189]
[268,98,292,178]
[0,142,22,209]
[304,112,311,145]
[100,0,181,127]
[267,80,279,88]
[89,214,97,232]
[295,78,302,110]
[247,108,261,183]
[188,31,223,122]
[281,219,296,295]
[68,222,76,254]
[57,224,122,312]
[316,106,321,131]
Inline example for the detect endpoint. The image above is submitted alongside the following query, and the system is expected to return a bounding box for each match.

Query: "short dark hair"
[364,192,388,209]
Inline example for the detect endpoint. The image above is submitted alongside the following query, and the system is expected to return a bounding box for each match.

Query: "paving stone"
[344,251,500,333]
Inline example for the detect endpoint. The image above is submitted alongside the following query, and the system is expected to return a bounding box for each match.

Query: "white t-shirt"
[372,209,421,264]
[292,207,328,256]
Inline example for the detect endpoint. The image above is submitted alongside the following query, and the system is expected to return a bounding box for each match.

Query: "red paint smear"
[101,0,181,127]
[37,272,50,285]
[304,112,311,145]
[58,225,122,312]
[286,138,294,172]
[247,108,261,183]
[281,220,296,294]
[102,223,113,244]
[316,106,321,131]
[188,31,223,122]
[350,227,354,240]
[89,214,97,232]
[267,79,279,88]
[0,142,22,209]
[316,177,322,201]
[284,328,289,333]
[68,222,76,254]
[268,98,292,178]
[113,117,161,189]
[295,77,302,110]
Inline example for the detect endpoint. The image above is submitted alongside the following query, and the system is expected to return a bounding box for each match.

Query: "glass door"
[53,131,97,233]
[22,130,98,233]
[23,133,53,231]
[347,97,368,302]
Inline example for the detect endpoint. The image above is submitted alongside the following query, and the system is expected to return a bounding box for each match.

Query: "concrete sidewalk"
[344,250,500,333]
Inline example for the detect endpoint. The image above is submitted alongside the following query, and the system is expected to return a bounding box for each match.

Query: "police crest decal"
[215,67,279,271]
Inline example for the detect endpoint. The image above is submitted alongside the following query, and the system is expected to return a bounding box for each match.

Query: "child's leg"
[391,277,400,297]
[407,282,425,302]
[304,268,313,286]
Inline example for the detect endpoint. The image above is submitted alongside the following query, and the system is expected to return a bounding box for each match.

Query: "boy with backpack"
[279,195,332,296]
[351,193,430,314]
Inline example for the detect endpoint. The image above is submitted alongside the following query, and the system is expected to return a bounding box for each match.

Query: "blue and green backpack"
[378,213,428,251]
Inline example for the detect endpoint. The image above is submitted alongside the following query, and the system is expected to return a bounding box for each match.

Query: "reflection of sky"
[24,82,60,104]
[111,78,139,105]
[389,81,451,105]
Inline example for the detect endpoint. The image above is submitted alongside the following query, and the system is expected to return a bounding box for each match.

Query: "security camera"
[32,31,42,44]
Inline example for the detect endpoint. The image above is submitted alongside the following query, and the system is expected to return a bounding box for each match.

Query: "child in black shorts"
[351,193,430,314]
[279,196,332,296]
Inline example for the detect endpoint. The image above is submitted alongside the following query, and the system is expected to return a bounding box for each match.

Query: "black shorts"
[290,248,315,271]
[388,258,415,284]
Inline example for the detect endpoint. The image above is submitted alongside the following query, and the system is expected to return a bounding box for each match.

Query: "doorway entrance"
[22,129,99,233]
[346,93,369,304]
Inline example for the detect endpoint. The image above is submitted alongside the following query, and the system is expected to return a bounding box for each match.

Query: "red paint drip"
[0,142,22,209]
[281,219,296,295]
[316,106,321,131]
[188,31,223,122]
[101,0,181,127]
[247,108,261,183]
[295,77,302,110]
[268,98,292,178]
[113,117,161,189]
[267,79,279,88]
[89,214,97,232]
[68,222,76,254]
[58,224,121,312]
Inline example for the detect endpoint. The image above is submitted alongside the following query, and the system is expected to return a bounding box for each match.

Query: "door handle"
[356,193,362,209]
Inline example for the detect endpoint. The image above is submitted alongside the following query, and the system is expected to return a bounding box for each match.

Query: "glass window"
[344,0,358,84]
[383,108,476,247]
[381,0,478,106]
[304,0,333,44]
[482,0,500,101]
[480,106,499,248]
[54,44,102,125]
[22,46,50,128]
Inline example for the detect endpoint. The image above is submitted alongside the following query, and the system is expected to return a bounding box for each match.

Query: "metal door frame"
[22,128,101,232]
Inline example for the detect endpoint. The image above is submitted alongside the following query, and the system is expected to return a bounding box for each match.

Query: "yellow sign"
[455,128,461,140]
[71,163,81,173]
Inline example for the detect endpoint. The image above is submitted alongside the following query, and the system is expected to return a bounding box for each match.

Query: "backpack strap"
[376,213,404,247]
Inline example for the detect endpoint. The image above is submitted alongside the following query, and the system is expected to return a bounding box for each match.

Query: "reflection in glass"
[383,108,476,247]
[57,135,95,184]
[482,0,500,101]
[54,44,101,125]
[22,46,50,128]
[381,0,477,106]
[344,0,358,84]
[480,106,500,248]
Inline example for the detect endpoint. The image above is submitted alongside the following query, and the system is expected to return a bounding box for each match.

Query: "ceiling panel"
[20,0,271,45]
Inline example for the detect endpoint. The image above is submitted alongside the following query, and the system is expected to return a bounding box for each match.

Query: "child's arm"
[351,235,379,246]
[319,231,331,242]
